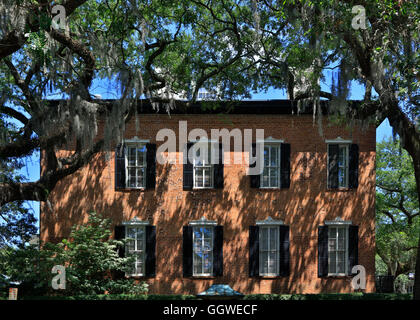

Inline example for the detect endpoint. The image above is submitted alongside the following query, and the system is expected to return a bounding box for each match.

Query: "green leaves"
[376,137,419,276]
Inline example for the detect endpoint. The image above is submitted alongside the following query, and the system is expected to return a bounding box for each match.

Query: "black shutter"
[249,226,260,277]
[250,143,260,188]
[183,143,194,190]
[213,144,224,189]
[280,143,291,189]
[213,226,223,276]
[348,225,359,275]
[327,144,339,189]
[146,143,157,189]
[115,144,126,189]
[349,144,359,189]
[279,225,290,277]
[114,225,125,257]
[114,225,126,279]
[318,226,329,277]
[182,226,193,277]
[145,225,156,277]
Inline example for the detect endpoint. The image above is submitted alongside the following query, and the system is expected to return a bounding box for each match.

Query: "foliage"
[21,294,197,300]
[1,212,147,297]
[376,137,419,277]
[242,293,413,300]
[17,293,414,300]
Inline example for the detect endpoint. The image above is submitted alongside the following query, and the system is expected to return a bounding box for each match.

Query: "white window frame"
[192,141,215,189]
[325,219,351,277]
[125,143,147,189]
[260,143,281,189]
[124,225,147,277]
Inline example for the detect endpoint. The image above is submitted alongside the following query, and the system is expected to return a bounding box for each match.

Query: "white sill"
[192,187,215,190]
[327,273,348,277]
[126,274,145,277]
[193,274,214,277]
[125,187,146,190]
[259,187,280,189]
[259,274,280,277]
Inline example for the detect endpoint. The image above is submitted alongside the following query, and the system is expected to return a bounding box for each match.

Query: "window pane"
[127,228,136,239]
[195,168,203,187]
[270,147,279,166]
[262,168,269,187]
[137,146,145,164]
[270,168,279,187]
[269,227,278,250]
[328,238,336,251]
[268,252,277,274]
[127,239,135,252]
[128,148,136,165]
[260,252,268,274]
[203,168,212,187]
[328,252,336,274]
[337,252,345,274]
[264,147,270,167]
[260,228,268,250]
[203,253,212,274]
[329,227,336,239]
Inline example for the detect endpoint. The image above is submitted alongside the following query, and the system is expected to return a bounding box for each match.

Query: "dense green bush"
[242,293,413,300]
[21,294,197,300]
[17,293,413,301]
[2,212,147,297]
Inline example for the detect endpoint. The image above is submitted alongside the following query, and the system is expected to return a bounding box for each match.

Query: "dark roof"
[46,99,358,115]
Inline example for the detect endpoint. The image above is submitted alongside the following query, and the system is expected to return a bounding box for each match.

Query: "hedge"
[242,293,413,300]
[15,293,413,300]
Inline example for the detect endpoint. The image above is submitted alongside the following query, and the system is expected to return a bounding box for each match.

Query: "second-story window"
[261,144,280,188]
[193,143,214,188]
[126,144,146,188]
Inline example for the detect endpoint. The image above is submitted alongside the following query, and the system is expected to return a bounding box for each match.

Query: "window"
[259,226,280,276]
[337,145,349,188]
[125,226,146,276]
[193,143,214,188]
[328,226,348,276]
[126,144,146,188]
[193,226,214,276]
[261,144,280,188]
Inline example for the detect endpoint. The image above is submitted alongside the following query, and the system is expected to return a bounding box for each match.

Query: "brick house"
[40,100,376,294]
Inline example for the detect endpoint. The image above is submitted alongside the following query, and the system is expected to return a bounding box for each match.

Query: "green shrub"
[242,293,413,300]
[2,212,148,297]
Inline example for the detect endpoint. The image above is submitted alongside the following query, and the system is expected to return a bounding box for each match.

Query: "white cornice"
[325,217,352,226]
[325,136,352,144]
[256,216,284,226]
[124,136,150,143]
[122,217,149,226]
[189,216,217,226]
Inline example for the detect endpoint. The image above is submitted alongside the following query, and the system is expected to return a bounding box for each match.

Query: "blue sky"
[18,80,393,230]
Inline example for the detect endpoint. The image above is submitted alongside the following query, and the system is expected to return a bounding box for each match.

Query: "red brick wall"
[40,113,376,294]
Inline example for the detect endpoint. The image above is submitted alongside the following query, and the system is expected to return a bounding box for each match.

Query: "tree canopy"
[376,137,419,278]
